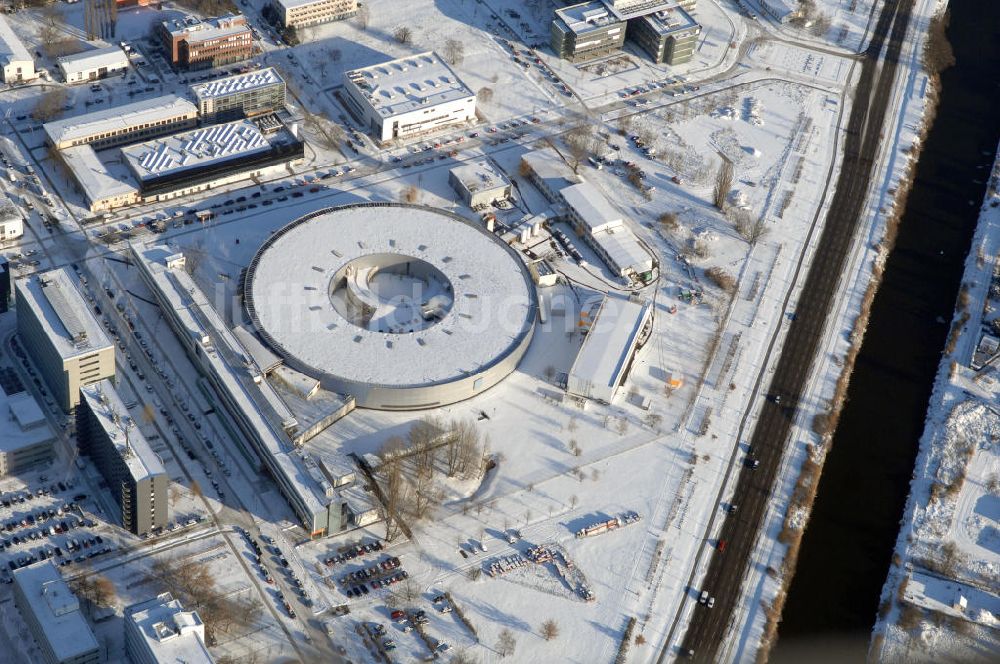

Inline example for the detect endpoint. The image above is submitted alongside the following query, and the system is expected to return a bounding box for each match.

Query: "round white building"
[244,203,537,410]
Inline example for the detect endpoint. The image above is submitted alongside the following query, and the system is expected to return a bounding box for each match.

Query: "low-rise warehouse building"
[0,389,55,477]
[630,6,701,65]
[0,15,36,83]
[57,45,130,84]
[14,268,115,411]
[519,149,580,203]
[59,145,140,213]
[12,561,100,664]
[121,118,304,200]
[125,593,214,664]
[273,0,357,29]
[44,94,199,150]
[560,182,654,280]
[77,380,169,536]
[191,67,286,122]
[448,159,511,208]
[567,294,652,403]
[343,52,476,143]
[551,2,626,62]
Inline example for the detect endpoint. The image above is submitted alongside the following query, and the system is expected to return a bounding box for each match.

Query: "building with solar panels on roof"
[121,117,304,201]
[14,268,115,412]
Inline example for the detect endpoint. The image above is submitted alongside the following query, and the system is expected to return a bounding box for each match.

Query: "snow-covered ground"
[872,141,1000,663]
[0,0,956,661]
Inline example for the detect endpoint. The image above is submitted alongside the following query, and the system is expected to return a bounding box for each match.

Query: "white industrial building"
[58,45,130,84]
[0,15,36,83]
[559,182,654,280]
[449,159,512,208]
[14,268,115,411]
[0,192,24,242]
[567,294,652,403]
[12,561,100,664]
[759,0,797,23]
[342,52,476,143]
[125,593,215,664]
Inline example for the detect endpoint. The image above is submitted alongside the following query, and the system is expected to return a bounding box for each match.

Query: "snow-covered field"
[872,141,1000,663]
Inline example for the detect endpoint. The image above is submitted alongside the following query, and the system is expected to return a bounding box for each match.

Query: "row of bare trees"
[378,418,488,541]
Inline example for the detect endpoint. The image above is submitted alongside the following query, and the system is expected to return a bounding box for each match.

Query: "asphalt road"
[669,0,918,661]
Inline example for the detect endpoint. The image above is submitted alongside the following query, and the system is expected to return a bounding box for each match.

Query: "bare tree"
[477,86,494,103]
[713,160,734,210]
[355,3,370,29]
[32,88,68,122]
[497,628,517,658]
[401,184,421,204]
[541,619,559,641]
[393,26,413,45]
[564,124,593,173]
[443,38,465,66]
[732,208,768,244]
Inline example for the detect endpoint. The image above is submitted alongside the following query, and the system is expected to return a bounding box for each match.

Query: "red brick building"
[158,14,253,70]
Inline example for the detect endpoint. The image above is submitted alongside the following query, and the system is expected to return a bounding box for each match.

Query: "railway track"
[662,0,919,661]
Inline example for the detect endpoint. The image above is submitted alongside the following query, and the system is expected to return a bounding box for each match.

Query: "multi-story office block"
[12,561,100,664]
[159,14,253,70]
[44,95,199,150]
[14,268,115,411]
[273,0,357,29]
[76,380,168,536]
[551,2,626,63]
[191,67,286,122]
[630,6,701,65]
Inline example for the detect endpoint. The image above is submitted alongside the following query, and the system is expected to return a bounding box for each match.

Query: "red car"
[391,610,406,621]
[717,540,727,553]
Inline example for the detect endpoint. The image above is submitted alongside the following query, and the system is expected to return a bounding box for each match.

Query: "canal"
[772,3,1000,663]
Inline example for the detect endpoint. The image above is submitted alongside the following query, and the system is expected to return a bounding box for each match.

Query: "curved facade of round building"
[244,203,537,410]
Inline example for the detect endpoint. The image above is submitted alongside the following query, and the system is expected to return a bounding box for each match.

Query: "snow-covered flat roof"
[246,204,535,390]
[449,159,510,194]
[591,226,654,274]
[12,561,99,663]
[79,380,166,483]
[61,145,139,203]
[561,182,624,234]
[0,391,54,455]
[125,593,213,664]
[275,0,332,10]
[568,294,651,399]
[15,267,112,361]
[554,2,622,35]
[57,45,129,76]
[0,15,32,66]
[191,67,282,100]
[641,6,699,35]
[521,149,580,193]
[44,95,198,147]
[602,0,675,21]
[122,120,269,181]
[344,52,473,118]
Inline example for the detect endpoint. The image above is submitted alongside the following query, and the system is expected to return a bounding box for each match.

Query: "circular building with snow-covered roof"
[243,203,537,410]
